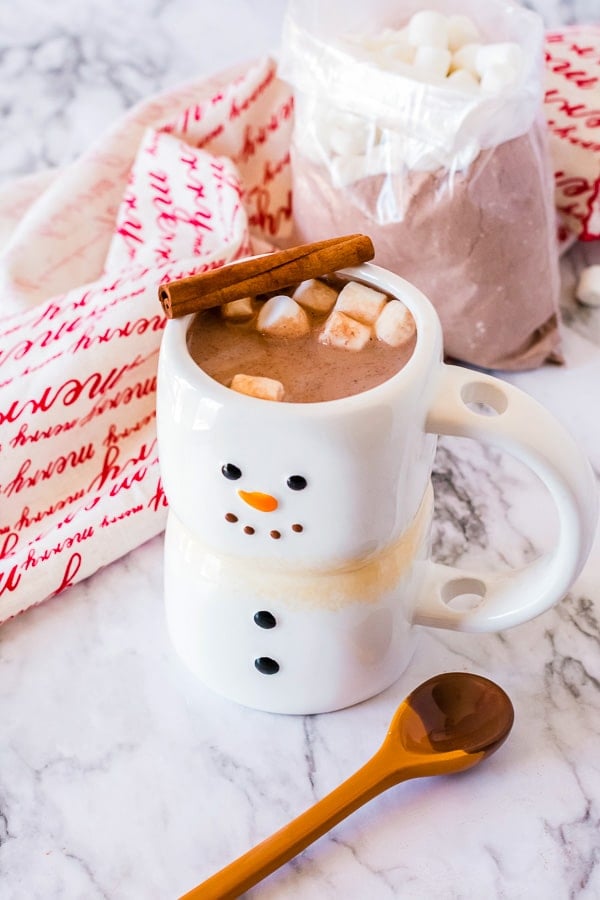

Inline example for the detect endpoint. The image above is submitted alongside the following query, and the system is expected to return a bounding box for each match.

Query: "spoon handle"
[180,747,399,899]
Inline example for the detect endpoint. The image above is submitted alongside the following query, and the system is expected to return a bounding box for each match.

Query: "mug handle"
[413,364,598,632]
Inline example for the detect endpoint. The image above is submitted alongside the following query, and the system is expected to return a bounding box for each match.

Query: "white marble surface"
[1,1,600,898]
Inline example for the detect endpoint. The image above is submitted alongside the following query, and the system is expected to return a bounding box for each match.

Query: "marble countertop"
[1,1,600,898]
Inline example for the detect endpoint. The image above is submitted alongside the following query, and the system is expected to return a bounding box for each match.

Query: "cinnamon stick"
[158,234,375,319]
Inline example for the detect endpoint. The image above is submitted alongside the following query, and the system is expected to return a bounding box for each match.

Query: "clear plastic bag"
[279,0,562,370]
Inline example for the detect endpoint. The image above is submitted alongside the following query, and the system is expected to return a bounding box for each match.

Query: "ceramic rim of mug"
[163,262,444,416]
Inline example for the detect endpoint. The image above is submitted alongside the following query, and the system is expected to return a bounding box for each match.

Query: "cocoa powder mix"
[290,126,561,371]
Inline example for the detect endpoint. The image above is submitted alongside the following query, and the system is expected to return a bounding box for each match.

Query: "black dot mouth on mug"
[225,519,304,537]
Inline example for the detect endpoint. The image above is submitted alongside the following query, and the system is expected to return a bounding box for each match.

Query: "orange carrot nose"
[238,490,278,512]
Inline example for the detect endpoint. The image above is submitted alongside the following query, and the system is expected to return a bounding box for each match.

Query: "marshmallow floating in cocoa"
[257,295,310,338]
[575,266,600,307]
[230,374,285,402]
[319,286,416,351]
[232,279,416,355]
[375,300,416,347]
[222,297,254,321]
[334,281,388,325]
[319,310,372,351]
[293,279,338,314]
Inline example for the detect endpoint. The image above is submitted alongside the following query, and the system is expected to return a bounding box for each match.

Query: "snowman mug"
[156,262,598,715]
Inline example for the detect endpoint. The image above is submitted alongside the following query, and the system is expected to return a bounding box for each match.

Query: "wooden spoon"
[180,672,514,899]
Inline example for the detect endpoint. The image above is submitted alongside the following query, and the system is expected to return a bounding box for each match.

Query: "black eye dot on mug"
[221,463,242,480]
[287,475,307,491]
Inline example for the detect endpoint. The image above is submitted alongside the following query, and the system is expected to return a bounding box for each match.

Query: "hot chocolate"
[186,276,417,403]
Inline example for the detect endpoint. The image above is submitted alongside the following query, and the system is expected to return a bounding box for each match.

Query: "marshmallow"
[330,147,395,186]
[480,62,520,94]
[413,45,452,81]
[230,374,285,402]
[377,43,415,71]
[407,10,449,49]
[446,68,480,93]
[446,14,480,53]
[319,310,372,351]
[293,279,338,314]
[374,29,415,66]
[374,27,410,48]
[375,300,417,347]
[221,296,254,321]
[256,295,310,338]
[451,43,482,78]
[328,112,374,156]
[575,265,600,307]
[337,22,523,103]
[335,281,388,325]
[475,42,523,79]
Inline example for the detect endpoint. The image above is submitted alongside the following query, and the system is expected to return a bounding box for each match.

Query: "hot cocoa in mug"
[157,261,597,715]
[185,275,417,403]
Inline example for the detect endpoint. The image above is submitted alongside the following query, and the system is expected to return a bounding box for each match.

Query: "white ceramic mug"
[156,262,598,714]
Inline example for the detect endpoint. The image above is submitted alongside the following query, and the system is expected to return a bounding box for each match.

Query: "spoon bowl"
[181,672,514,899]
[395,671,514,757]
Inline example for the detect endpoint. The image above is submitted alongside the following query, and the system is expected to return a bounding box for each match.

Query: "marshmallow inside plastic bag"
[281,0,543,181]
[279,0,562,371]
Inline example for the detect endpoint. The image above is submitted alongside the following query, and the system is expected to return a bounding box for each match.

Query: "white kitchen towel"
[0,56,294,623]
[544,25,600,241]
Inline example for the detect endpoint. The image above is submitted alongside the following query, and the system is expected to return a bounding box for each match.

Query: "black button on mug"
[254,657,280,675]
[254,610,276,629]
